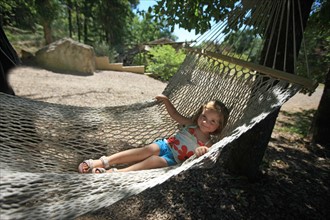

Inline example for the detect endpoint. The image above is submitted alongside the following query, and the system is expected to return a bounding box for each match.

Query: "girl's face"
[197,108,222,134]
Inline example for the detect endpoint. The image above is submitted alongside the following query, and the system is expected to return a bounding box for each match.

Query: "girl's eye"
[210,120,219,125]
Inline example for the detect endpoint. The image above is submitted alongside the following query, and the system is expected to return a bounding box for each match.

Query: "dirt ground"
[9,66,323,110]
[8,66,329,220]
[9,66,167,107]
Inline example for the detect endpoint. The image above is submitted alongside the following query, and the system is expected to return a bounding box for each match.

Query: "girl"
[78,94,229,173]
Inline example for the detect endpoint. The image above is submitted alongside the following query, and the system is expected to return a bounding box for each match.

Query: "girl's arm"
[155,94,193,126]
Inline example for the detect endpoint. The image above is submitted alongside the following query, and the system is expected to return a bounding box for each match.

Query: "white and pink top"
[167,125,210,163]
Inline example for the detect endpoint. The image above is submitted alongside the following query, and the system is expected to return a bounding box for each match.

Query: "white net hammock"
[0,0,316,219]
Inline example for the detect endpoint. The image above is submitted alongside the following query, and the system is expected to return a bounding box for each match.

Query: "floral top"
[167,125,209,163]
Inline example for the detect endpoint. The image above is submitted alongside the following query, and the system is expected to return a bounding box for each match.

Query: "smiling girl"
[78,94,229,174]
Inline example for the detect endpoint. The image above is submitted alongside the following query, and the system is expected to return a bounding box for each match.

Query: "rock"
[35,38,95,75]
[21,49,34,60]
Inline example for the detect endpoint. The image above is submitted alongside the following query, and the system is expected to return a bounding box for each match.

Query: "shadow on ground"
[78,110,329,220]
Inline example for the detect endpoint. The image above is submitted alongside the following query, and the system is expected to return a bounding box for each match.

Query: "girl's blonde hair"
[191,100,230,135]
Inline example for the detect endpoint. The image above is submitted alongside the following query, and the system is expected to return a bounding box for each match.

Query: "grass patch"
[4,26,45,55]
[275,109,316,137]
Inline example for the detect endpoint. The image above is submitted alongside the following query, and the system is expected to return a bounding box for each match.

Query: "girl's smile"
[197,108,221,134]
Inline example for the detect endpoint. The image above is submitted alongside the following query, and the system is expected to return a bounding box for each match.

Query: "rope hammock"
[0,0,316,219]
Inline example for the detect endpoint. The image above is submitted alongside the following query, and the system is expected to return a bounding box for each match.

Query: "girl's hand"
[155,94,169,103]
[195,146,209,157]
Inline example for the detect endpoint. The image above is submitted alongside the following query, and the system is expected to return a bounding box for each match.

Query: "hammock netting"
[0,0,316,219]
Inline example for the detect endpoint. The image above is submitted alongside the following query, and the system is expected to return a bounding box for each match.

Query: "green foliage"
[2,0,178,63]
[4,26,44,53]
[1,0,37,30]
[151,0,328,84]
[34,0,61,23]
[296,0,330,83]
[95,0,139,52]
[92,42,110,56]
[93,42,118,62]
[152,1,227,34]
[131,53,145,65]
[146,45,186,81]
[151,1,255,35]
[129,13,176,46]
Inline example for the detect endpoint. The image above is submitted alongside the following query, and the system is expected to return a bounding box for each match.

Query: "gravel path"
[9,66,167,107]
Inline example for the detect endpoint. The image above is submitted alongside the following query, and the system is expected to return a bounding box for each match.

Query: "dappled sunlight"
[271,159,289,169]
[275,109,316,137]
[81,119,329,219]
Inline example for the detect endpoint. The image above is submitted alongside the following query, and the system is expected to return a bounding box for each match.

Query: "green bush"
[93,42,118,63]
[146,45,186,81]
[132,53,145,65]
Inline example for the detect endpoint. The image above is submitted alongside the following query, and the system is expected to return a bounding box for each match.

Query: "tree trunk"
[67,0,73,38]
[83,1,88,44]
[42,21,53,45]
[311,69,330,147]
[221,0,314,180]
[76,2,81,42]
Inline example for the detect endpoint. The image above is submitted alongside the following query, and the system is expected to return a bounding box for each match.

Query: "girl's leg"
[80,143,160,173]
[108,155,168,172]
[108,143,160,165]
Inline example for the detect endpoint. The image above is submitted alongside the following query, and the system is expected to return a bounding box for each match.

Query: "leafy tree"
[0,0,36,30]
[150,0,236,34]
[297,0,330,82]
[94,0,138,54]
[129,11,176,46]
[119,10,177,65]
[1,0,61,45]
[2,0,180,63]
[34,0,61,44]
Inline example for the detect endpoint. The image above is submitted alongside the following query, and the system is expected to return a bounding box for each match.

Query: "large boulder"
[35,38,95,75]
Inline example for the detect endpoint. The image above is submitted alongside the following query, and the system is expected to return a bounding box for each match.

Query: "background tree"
[66,0,73,38]
[2,0,178,63]
[0,0,36,30]
[130,10,176,46]
[308,0,330,147]
[94,0,138,56]
[127,12,176,65]
[35,0,61,44]
[296,0,330,82]
[151,0,236,33]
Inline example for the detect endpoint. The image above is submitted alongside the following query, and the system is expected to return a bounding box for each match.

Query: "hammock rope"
[0,51,302,219]
[0,0,316,219]
[186,48,316,90]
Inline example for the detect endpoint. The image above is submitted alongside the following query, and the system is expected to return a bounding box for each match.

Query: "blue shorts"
[155,139,177,166]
